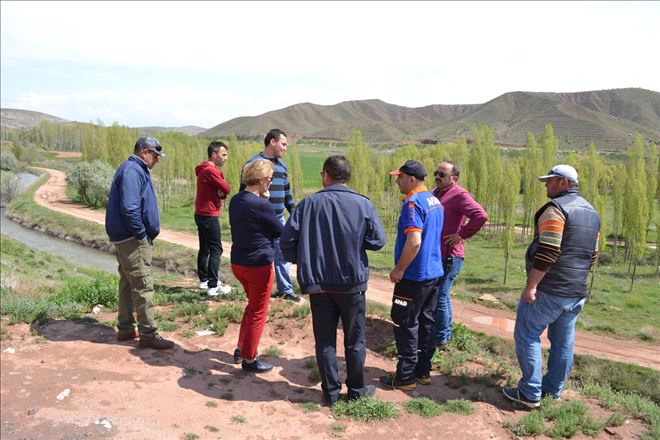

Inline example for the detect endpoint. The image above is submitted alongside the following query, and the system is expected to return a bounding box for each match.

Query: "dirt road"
[30,167,659,370]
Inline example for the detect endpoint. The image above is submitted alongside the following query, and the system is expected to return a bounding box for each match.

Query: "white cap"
[538,164,578,184]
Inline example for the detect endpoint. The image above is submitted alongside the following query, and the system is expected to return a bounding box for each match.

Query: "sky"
[1,1,659,128]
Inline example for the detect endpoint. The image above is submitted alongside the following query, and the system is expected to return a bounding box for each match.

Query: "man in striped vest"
[242,129,300,302]
[503,164,600,408]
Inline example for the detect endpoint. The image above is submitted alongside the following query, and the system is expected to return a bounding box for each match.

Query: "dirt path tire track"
[31,167,660,370]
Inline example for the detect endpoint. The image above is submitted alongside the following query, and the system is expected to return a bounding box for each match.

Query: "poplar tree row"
[7,120,658,286]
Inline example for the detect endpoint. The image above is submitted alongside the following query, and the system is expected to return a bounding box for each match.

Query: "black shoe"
[541,390,561,401]
[233,348,243,364]
[502,387,540,408]
[241,359,273,373]
[379,373,416,391]
[273,291,301,303]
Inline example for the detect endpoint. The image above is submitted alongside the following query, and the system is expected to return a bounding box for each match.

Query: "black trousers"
[309,292,368,403]
[195,214,222,288]
[391,277,441,383]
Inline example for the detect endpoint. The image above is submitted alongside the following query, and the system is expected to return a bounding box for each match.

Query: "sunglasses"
[433,170,450,178]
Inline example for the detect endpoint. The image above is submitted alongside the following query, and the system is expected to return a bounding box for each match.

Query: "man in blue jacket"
[281,155,386,406]
[105,136,174,349]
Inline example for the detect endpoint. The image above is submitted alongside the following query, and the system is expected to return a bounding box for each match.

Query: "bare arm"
[389,231,421,283]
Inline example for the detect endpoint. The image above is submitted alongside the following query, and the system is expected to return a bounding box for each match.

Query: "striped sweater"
[533,205,599,271]
[241,153,295,218]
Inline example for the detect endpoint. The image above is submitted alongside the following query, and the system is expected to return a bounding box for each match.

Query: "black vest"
[525,188,600,298]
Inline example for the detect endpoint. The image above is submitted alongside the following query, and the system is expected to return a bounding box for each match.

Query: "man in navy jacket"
[281,155,386,406]
[105,136,174,350]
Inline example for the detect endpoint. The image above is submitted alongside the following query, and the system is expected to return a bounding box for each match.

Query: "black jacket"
[280,184,386,293]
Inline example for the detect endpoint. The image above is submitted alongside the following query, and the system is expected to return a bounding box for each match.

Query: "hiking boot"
[233,348,243,364]
[415,372,432,385]
[241,359,273,373]
[116,328,138,341]
[139,333,175,349]
[379,373,416,391]
[199,280,208,290]
[502,387,540,409]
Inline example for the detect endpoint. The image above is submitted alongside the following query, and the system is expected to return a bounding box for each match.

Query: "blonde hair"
[242,159,274,186]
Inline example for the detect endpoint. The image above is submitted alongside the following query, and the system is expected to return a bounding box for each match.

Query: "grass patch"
[299,402,321,413]
[205,401,217,408]
[230,415,246,424]
[403,397,443,418]
[505,410,546,436]
[291,303,311,319]
[203,425,219,433]
[331,397,399,421]
[204,303,244,336]
[262,345,283,357]
[308,368,321,383]
[181,433,198,440]
[158,321,180,332]
[329,424,346,437]
[440,399,474,415]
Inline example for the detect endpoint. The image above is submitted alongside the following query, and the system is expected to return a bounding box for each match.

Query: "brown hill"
[0,108,69,131]
[202,88,660,150]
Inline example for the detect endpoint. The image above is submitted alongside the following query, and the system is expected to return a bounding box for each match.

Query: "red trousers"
[231,263,274,360]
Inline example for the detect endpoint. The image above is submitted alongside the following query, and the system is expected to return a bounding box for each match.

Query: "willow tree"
[610,164,625,258]
[500,160,520,284]
[645,142,658,232]
[540,123,559,172]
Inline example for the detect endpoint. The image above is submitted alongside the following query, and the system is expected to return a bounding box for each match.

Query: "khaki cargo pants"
[114,239,156,337]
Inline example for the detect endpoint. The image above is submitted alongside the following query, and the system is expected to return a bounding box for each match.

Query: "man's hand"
[217,190,226,198]
[521,286,536,304]
[389,268,404,284]
[443,233,462,247]
[137,238,147,245]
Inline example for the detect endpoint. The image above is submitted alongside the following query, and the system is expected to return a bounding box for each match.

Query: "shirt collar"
[403,185,427,201]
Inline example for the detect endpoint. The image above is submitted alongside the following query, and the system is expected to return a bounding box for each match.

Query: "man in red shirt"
[195,141,232,296]
[432,161,488,349]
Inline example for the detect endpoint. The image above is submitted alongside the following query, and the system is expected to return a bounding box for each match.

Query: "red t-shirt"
[194,162,231,217]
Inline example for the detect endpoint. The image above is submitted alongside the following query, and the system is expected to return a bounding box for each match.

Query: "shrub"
[1,170,19,206]
[0,151,19,171]
[66,160,114,208]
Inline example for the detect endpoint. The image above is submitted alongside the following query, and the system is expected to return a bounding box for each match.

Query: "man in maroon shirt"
[431,161,488,349]
[195,141,232,296]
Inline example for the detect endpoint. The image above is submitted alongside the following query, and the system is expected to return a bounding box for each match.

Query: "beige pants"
[114,239,156,337]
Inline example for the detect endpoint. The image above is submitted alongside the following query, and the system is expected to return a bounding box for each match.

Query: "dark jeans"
[434,257,464,345]
[310,292,368,403]
[391,277,441,383]
[195,214,222,288]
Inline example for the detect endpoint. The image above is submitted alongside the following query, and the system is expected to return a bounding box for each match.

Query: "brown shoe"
[117,329,138,341]
[139,334,174,349]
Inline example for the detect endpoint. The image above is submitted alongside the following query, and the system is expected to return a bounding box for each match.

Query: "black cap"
[135,136,166,158]
[389,160,427,180]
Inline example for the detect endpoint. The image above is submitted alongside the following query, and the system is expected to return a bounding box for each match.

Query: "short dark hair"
[264,129,286,147]
[443,160,460,178]
[208,140,227,158]
[323,155,351,183]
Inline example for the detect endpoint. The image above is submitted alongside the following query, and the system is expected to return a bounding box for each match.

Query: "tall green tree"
[346,130,371,196]
[500,161,520,284]
[622,133,649,289]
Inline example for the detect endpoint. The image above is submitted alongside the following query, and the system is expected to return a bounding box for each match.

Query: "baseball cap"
[538,164,578,183]
[135,136,167,158]
[389,160,427,180]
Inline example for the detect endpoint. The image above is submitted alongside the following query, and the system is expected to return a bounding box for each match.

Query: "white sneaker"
[207,286,221,297]
[199,281,208,290]
[218,282,232,294]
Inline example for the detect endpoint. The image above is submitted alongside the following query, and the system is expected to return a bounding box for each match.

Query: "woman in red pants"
[228,159,282,373]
